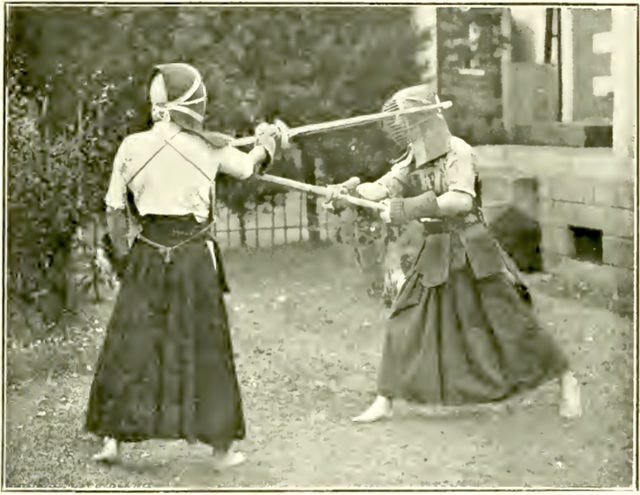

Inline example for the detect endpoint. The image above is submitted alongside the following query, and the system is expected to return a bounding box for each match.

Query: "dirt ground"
[4,244,635,489]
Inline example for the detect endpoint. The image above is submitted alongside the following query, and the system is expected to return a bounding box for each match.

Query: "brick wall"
[476,145,635,293]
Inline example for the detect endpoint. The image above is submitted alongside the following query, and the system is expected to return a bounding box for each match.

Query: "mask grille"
[381,97,410,146]
[381,95,439,147]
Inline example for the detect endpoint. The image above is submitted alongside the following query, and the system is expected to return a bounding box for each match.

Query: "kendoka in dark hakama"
[333,86,582,422]
[86,63,280,467]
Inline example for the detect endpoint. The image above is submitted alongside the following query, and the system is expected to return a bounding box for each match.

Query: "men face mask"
[381,85,452,165]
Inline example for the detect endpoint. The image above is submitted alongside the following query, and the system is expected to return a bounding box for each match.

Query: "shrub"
[6,61,127,329]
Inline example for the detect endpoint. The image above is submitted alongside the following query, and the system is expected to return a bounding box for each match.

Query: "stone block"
[541,224,574,257]
[537,179,551,200]
[474,145,506,163]
[540,201,607,230]
[540,201,576,225]
[603,236,636,268]
[593,180,635,209]
[603,208,635,237]
[567,151,630,178]
[538,200,554,223]
[512,177,539,195]
[569,203,608,230]
[505,146,574,175]
[479,174,512,204]
[548,177,594,204]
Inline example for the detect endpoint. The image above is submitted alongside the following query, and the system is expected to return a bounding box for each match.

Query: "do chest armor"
[396,156,483,219]
[402,162,448,198]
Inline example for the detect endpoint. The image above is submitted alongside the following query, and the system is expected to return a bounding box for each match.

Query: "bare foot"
[212,450,246,470]
[92,437,119,463]
[559,371,582,418]
[352,396,393,423]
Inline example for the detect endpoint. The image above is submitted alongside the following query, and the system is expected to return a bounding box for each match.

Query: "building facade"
[426,6,636,294]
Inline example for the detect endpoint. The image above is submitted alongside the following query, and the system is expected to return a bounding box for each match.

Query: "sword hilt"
[274,119,291,149]
[231,119,291,148]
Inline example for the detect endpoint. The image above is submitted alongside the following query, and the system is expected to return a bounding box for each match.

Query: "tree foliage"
[7,5,429,320]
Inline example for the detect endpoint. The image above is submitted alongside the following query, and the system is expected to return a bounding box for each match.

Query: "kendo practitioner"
[329,85,582,423]
[86,63,281,468]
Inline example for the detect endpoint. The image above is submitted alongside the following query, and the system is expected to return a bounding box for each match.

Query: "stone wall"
[476,145,634,293]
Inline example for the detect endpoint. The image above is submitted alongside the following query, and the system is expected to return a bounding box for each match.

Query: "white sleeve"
[445,145,477,198]
[104,143,128,210]
[217,146,256,180]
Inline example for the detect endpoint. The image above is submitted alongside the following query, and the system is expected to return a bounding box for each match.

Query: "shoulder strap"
[125,129,182,187]
[161,138,212,182]
[126,128,216,186]
[208,178,216,236]
[124,127,218,237]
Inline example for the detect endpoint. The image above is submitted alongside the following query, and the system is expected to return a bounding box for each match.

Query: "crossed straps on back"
[126,129,213,186]
[125,129,216,263]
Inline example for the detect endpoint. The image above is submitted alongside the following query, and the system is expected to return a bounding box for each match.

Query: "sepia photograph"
[3,2,638,491]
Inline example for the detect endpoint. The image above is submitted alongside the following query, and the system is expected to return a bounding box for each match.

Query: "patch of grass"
[6,304,110,388]
[525,272,634,319]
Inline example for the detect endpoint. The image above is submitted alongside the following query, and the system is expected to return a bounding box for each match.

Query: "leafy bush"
[6,61,130,328]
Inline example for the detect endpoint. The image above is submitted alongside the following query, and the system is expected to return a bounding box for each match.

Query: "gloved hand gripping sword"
[257,174,385,212]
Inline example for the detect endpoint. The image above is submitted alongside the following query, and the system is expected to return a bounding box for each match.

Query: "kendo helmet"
[381,85,452,165]
[148,63,207,131]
